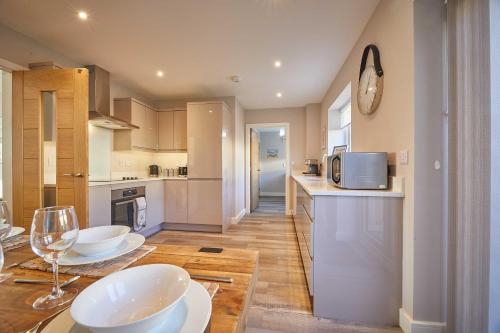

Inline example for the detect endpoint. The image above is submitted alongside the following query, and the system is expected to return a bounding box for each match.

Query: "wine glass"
[0,201,13,283]
[30,206,79,309]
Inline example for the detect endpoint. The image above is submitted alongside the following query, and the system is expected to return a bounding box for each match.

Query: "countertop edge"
[89,177,188,187]
[291,173,405,198]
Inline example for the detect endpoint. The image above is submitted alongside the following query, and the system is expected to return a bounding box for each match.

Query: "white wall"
[305,103,321,161]
[259,131,285,195]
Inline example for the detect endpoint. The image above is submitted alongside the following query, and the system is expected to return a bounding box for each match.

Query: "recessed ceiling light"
[276,92,282,98]
[156,70,164,77]
[274,60,282,68]
[77,11,88,20]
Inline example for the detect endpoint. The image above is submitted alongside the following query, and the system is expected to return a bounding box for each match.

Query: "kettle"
[149,165,161,177]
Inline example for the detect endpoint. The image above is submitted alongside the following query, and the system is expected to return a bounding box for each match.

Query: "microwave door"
[332,155,341,185]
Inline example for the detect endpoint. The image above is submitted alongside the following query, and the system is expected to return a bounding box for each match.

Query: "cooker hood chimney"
[86,65,139,130]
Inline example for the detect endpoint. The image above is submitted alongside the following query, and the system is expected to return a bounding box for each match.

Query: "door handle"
[63,173,85,177]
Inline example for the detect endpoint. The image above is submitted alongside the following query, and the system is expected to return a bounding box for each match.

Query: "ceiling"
[0,0,379,109]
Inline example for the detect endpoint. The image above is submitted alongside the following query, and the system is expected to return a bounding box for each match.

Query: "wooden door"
[250,129,260,211]
[12,68,89,229]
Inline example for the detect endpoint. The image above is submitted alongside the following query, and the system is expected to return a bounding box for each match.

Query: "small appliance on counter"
[302,159,319,176]
[329,152,388,189]
[149,164,161,177]
[178,166,188,177]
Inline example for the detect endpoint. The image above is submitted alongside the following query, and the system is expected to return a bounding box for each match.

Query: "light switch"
[399,150,409,165]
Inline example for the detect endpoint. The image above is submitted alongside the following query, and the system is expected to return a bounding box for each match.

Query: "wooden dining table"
[0,241,259,333]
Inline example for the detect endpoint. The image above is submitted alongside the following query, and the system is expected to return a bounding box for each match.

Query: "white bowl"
[70,264,191,333]
[72,225,130,257]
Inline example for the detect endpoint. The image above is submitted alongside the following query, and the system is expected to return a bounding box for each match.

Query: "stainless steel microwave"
[328,152,388,189]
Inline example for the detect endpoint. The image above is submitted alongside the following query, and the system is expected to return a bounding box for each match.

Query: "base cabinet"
[187,179,222,225]
[89,185,111,228]
[145,181,164,228]
[164,180,188,223]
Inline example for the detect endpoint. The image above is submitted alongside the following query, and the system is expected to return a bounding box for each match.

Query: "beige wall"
[320,0,415,321]
[234,99,245,217]
[305,103,321,161]
[245,107,306,171]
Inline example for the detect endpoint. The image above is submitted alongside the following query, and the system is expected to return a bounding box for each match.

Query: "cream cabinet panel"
[158,111,174,150]
[187,180,222,225]
[173,110,187,150]
[89,185,111,228]
[145,107,158,149]
[145,180,164,228]
[131,101,146,148]
[113,98,158,151]
[187,103,222,178]
[164,180,188,223]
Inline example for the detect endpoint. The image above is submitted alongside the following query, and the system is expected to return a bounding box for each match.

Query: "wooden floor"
[148,197,402,333]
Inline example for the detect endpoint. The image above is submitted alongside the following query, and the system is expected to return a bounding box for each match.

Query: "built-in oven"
[111,186,146,232]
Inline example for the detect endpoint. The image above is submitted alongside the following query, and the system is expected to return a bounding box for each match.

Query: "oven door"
[111,198,137,230]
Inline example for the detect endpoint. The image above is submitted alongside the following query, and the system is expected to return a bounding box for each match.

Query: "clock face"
[357,65,383,115]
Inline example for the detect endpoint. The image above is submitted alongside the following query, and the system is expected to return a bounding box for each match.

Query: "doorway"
[245,123,290,215]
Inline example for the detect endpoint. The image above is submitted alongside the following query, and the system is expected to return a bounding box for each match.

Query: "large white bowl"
[70,264,191,333]
[72,225,130,257]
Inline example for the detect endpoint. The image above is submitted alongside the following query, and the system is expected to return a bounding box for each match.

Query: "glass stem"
[51,259,62,297]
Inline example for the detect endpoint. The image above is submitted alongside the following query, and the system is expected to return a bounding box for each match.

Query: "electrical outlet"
[399,150,409,165]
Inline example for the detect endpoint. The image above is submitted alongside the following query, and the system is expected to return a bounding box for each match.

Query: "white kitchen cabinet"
[164,180,188,223]
[145,106,158,149]
[145,180,164,228]
[158,111,174,150]
[158,110,187,151]
[187,103,223,178]
[173,110,187,150]
[113,98,157,151]
[89,185,111,228]
[187,179,222,225]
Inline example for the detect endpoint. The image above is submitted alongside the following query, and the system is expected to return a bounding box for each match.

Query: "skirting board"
[399,308,446,333]
[260,192,285,197]
[231,209,246,224]
[162,223,222,233]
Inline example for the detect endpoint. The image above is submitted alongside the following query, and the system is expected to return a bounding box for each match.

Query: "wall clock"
[357,44,384,115]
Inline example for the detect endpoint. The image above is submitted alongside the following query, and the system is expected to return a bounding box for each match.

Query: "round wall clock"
[357,44,384,115]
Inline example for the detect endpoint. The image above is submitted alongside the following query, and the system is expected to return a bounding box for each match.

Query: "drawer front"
[302,191,314,221]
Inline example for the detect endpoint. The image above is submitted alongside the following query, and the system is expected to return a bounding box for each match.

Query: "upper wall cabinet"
[158,110,187,151]
[113,98,158,151]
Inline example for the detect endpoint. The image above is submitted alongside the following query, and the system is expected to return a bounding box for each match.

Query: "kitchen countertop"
[1,242,258,333]
[89,176,187,187]
[292,171,404,198]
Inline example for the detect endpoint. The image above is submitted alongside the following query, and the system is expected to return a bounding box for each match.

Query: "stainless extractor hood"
[86,65,139,130]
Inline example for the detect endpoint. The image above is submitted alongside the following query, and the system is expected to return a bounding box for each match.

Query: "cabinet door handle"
[63,173,85,177]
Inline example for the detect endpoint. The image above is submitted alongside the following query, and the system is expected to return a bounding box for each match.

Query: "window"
[327,83,352,155]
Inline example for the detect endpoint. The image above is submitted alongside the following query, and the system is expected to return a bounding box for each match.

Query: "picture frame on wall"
[333,145,348,156]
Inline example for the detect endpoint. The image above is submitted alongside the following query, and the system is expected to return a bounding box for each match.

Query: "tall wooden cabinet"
[186,102,232,230]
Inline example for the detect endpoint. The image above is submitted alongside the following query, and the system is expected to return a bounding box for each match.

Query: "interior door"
[12,68,89,229]
[250,129,260,211]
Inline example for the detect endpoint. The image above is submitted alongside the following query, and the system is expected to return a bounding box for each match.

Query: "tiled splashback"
[111,151,187,179]
[89,125,187,180]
